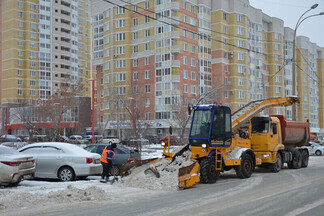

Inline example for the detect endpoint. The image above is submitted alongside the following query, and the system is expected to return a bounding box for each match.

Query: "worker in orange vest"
[100,143,117,183]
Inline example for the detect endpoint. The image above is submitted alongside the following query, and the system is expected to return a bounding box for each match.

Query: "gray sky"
[249,0,324,47]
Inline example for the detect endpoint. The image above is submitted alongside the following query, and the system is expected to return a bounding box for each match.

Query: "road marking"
[286,199,324,216]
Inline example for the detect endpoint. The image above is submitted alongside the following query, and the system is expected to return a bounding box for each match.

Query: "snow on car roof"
[19,142,97,156]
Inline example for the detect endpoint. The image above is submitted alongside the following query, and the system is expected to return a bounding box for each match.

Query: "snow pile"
[123,150,194,191]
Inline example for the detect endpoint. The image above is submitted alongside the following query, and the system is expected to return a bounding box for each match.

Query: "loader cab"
[189,105,232,147]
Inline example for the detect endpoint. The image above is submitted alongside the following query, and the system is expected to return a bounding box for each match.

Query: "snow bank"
[123,150,194,191]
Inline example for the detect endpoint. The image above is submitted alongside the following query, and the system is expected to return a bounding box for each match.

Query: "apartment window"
[224,25,227,33]
[190,58,196,67]
[18,89,23,95]
[116,7,125,14]
[183,15,187,23]
[18,60,23,66]
[190,45,195,53]
[183,1,187,9]
[116,73,125,81]
[145,1,150,9]
[116,59,126,68]
[274,43,280,51]
[133,72,138,81]
[30,13,36,20]
[183,70,188,79]
[274,33,280,40]
[104,9,109,18]
[116,33,125,41]
[237,65,244,73]
[223,12,227,20]
[116,86,125,95]
[275,54,280,61]
[238,90,244,99]
[133,32,138,40]
[18,80,22,85]
[191,72,196,80]
[116,46,125,54]
[30,80,36,86]
[145,29,150,37]
[275,65,281,72]
[145,112,150,120]
[190,18,195,25]
[237,40,244,48]
[275,86,281,93]
[133,59,138,67]
[30,90,36,96]
[145,16,150,23]
[145,70,150,79]
[18,41,23,47]
[237,52,244,60]
[105,88,109,97]
[145,42,150,51]
[236,14,243,22]
[191,86,196,95]
[190,32,195,39]
[104,62,110,70]
[18,70,23,76]
[145,98,150,107]
[238,78,244,86]
[30,71,36,77]
[133,18,138,26]
[105,75,109,83]
[133,45,138,53]
[183,42,188,51]
[183,56,188,65]
[183,84,188,93]
[18,11,23,17]
[18,31,23,37]
[145,57,150,65]
[145,85,150,93]
[18,1,23,8]
[183,29,187,37]
[236,26,243,35]
[275,75,281,83]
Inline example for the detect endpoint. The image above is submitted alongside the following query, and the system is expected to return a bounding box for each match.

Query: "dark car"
[145,135,160,144]
[159,136,179,145]
[84,144,141,176]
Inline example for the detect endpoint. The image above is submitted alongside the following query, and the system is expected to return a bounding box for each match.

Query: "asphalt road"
[44,157,324,216]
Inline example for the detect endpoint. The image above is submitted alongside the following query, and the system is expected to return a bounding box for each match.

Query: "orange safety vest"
[100,148,115,163]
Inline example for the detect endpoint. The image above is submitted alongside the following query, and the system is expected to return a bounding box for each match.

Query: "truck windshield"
[251,121,269,133]
[190,109,213,138]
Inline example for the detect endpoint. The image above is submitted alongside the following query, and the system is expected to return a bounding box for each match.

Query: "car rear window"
[0,146,18,155]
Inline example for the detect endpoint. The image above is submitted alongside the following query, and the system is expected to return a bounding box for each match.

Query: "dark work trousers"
[101,162,112,179]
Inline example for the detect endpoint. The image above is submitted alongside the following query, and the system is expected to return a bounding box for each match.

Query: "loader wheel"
[199,157,219,184]
[301,150,309,168]
[288,150,302,169]
[269,152,282,173]
[235,153,253,179]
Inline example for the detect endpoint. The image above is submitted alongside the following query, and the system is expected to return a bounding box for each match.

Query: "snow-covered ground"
[1,146,324,216]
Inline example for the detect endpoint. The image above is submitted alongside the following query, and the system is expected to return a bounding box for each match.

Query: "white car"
[68,135,90,144]
[102,136,120,144]
[0,146,36,186]
[18,142,102,181]
[302,142,324,156]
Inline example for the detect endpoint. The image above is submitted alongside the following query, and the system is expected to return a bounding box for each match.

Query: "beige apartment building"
[1,0,323,137]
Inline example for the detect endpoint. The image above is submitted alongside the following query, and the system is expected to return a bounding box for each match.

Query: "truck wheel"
[301,150,309,168]
[288,150,302,169]
[235,153,253,178]
[315,150,322,156]
[269,152,282,173]
[200,157,219,184]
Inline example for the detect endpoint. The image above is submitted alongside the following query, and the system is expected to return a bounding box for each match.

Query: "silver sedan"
[18,142,102,181]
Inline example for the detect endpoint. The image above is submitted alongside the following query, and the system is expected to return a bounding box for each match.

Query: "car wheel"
[315,150,322,156]
[110,165,122,176]
[58,167,75,181]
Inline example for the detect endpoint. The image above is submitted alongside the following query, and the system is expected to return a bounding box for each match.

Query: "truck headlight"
[161,142,165,146]
[202,144,207,148]
[262,154,270,158]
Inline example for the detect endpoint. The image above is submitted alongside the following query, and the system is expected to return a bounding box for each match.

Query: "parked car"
[0,146,35,186]
[119,138,149,147]
[68,135,90,145]
[18,142,102,181]
[84,144,141,176]
[302,142,324,156]
[0,135,22,142]
[144,135,160,144]
[83,135,103,143]
[1,142,27,150]
[102,136,120,144]
[159,136,179,146]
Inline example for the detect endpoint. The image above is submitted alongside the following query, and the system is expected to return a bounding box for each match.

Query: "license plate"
[23,174,33,180]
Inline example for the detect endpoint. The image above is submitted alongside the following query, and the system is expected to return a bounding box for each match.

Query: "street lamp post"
[87,79,95,144]
[292,3,323,120]
[129,97,135,149]
[54,103,61,142]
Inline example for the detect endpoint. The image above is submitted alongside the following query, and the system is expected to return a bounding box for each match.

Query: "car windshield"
[0,146,18,155]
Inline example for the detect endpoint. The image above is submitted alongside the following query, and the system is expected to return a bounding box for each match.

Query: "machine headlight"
[262,154,270,158]
[202,144,207,148]
[161,142,165,146]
